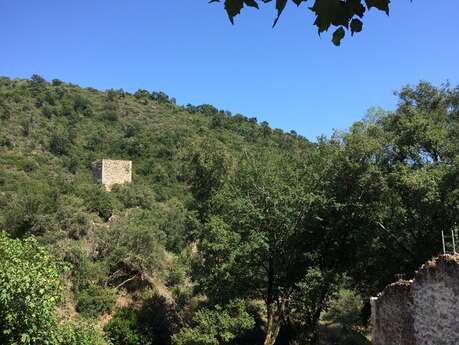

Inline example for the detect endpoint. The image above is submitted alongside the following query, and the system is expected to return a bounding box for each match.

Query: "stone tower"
[92,159,132,191]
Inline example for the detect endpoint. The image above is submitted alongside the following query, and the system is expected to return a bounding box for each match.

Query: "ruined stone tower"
[92,159,132,191]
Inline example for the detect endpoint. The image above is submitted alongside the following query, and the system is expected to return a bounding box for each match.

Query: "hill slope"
[0,75,314,341]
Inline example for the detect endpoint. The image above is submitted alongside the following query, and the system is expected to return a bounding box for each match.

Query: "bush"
[111,184,155,210]
[157,199,188,253]
[76,284,116,318]
[321,288,364,330]
[55,197,92,239]
[0,232,64,345]
[72,94,92,116]
[172,299,254,345]
[81,185,115,221]
[139,294,180,345]
[106,294,179,345]
[105,308,149,345]
[2,182,58,237]
[102,100,120,121]
[50,131,72,155]
[68,245,109,293]
[96,211,165,274]
[59,320,109,345]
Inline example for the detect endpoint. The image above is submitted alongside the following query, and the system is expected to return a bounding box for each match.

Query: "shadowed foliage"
[211,0,391,45]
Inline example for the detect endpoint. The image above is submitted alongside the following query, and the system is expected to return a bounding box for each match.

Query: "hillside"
[0,75,313,237]
[0,75,314,344]
[1,76,459,345]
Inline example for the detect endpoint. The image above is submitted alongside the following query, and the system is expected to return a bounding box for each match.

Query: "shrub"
[72,94,92,116]
[76,284,116,318]
[0,134,13,148]
[52,79,63,86]
[55,198,92,239]
[172,299,254,345]
[0,232,64,344]
[50,131,72,155]
[2,183,58,237]
[81,185,115,221]
[96,211,165,274]
[321,288,364,331]
[111,184,155,210]
[106,294,179,345]
[105,308,149,345]
[59,320,109,345]
[171,285,192,310]
[138,294,179,345]
[102,101,120,121]
[0,100,11,120]
[68,246,109,293]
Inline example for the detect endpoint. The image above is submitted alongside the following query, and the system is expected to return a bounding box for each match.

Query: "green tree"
[286,268,341,344]
[185,138,234,222]
[194,151,323,345]
[321,82,459,295]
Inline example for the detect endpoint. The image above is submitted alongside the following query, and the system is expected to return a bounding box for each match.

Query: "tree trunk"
[264,308,282,345]
[264,257,283,345]
[309,290,326,345]
[310,317,320,345]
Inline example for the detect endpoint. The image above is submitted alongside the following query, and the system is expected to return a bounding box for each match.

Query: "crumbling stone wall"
[372,255,459,345]
[371,281,415,345]
[92,159,132,191]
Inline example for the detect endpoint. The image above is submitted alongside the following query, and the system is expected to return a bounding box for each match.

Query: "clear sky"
[1,1,458,140]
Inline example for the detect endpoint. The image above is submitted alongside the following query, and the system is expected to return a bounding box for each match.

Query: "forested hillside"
[1,75,459,345]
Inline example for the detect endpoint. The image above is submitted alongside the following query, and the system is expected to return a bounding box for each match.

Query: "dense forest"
[1,75,459,345]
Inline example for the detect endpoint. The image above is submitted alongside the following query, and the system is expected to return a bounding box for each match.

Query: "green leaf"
[332,27,345,46]
[310,0,335,33]
[224,0,245,24]
[244,0,259,8]
[365,0,390,15]
[292,0,305,5]
[348,0,366,18]
[273,0,288,27]
[350,18,363,35]
[310,0,351,33]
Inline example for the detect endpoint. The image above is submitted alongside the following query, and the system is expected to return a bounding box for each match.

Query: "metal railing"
[442,228,458,255]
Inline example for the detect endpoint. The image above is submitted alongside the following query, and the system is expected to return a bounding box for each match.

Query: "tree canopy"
[211,0,391,45]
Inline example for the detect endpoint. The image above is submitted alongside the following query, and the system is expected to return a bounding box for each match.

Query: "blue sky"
[1,1,458,140]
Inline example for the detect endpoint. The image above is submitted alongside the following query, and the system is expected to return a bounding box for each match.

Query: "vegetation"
[0,75,458,344]
[0,232,64,344]
[172,299,255,345]
[0,232,109,345]
[211,0,392,45]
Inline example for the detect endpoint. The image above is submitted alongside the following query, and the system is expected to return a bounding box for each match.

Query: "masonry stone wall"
[372,255,459,345]
[92,159,132,191]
